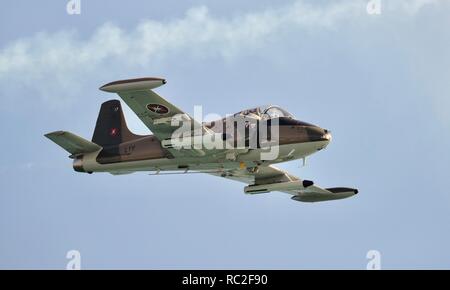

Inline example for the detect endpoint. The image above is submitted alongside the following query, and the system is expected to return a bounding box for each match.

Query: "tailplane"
[45,131,102,156]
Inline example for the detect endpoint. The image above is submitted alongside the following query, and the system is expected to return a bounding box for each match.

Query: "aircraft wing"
[210,165,358,203]
[100,77,210,157]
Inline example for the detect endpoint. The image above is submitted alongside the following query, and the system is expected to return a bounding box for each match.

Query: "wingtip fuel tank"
[99,77,166,93]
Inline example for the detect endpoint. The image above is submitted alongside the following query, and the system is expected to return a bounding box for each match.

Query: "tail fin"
[92,100,140,147]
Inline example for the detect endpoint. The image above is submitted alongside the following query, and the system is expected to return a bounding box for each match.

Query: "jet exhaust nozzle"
[73,157,85,173]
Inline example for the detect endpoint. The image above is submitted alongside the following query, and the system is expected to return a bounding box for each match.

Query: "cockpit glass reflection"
[234,105,294,119]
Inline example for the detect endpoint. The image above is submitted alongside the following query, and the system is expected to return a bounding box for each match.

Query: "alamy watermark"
[366,250,381,270]
[160,105,281,161]
[367,0,382,15]
[66,250,81,270]
[66,0,81,15]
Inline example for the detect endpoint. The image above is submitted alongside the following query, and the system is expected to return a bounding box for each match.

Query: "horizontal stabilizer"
[45,131,102,156]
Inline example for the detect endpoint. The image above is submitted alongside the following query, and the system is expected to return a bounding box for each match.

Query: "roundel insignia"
[146,103,170,115]
[109,127,119,137]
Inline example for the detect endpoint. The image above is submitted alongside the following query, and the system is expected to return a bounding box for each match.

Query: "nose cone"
[323,129,332,142]
[306,126,332,143]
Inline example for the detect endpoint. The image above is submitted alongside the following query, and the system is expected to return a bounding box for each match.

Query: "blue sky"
[1,0,450,269]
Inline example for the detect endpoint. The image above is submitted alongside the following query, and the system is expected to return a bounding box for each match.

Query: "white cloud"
[0,0,441,107]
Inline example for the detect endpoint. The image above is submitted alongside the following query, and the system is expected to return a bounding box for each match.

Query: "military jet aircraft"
[45,77,358,203]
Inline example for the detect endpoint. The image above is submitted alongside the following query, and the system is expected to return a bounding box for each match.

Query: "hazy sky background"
[1,0,450,269]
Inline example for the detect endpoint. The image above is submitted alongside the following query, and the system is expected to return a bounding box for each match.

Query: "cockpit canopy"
[234,105,295,120]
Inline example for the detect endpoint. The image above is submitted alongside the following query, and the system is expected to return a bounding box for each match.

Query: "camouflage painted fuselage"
[76,104,331,174]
